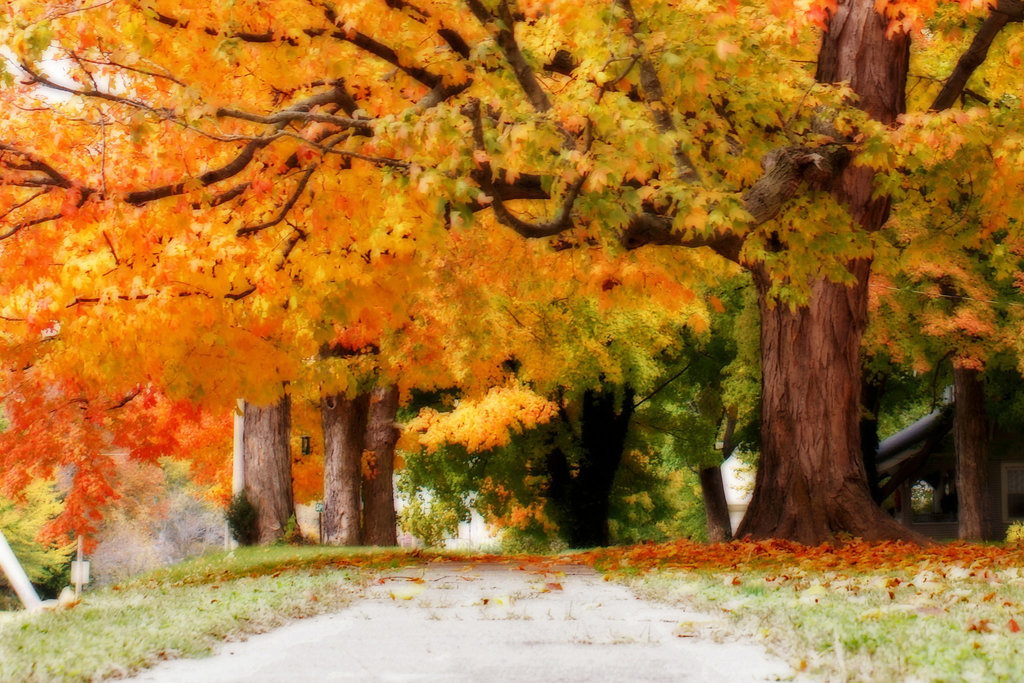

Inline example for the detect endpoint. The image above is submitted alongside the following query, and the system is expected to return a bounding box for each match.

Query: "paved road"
[127,562,795,682]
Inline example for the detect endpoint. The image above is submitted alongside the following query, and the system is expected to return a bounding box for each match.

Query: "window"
[1003,464,1024,522]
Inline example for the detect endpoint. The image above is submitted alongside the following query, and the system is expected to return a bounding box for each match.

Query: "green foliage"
[397,278,761,548]
[400,388,714,548]
[275,515,306,546]
[0,480,74,600]
[225,492,258,546]
[398,493,463,548]
[1006,522,1024,545]
[609,465,707,545]
[980,359,1024,429]
[499,522,563,555]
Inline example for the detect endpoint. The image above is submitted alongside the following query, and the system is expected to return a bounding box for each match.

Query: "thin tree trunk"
[361,385,400,546]
[242,395,294,544]
[700,466,733,543]
[321,392,370,545]
[737,0,925,543]
[860,377,884,502]
[568,388,635,548]
[955,366,990,541]
[544,390,634,547]
[702,412,736,543]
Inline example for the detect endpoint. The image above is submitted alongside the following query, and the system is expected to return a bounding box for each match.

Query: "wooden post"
[73,535,84,600]
[0,528,42,612]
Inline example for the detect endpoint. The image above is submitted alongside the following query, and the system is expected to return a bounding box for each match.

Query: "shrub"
[1006,522,1024,545]
[226,492,259,545]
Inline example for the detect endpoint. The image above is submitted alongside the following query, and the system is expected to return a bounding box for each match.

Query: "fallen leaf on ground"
[389,584,425,600]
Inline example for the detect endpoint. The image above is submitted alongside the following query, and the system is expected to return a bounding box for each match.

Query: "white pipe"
[233,398,245,496]
[228,399,245,550]
[0,528,42,612]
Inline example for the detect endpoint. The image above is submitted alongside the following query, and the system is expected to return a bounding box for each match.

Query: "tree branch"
[931,0,1024,111]
[382,0,473,60]
[464,0,552,112]
[620,213,745,261]
[465,99,586,238]
[215,107,375,135]
[236,164,318,236]
[614,0,701,182]
[621,144,850,261]
[0,143,75,189]
[0,212,65,242]
[154,6,454,91]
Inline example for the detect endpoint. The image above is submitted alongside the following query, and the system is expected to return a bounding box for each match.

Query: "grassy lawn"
[0,546,417,683]
[587,540,1024,682]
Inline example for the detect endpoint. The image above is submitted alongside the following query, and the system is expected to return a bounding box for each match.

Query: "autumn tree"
[0,348,231,541]
[3,0,1024,544]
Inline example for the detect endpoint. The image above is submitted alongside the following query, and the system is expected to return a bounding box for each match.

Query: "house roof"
[876,406,953,474]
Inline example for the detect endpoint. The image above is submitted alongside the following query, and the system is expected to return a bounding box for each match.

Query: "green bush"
[225,492,259,545]
[0,480,74,599]
[1006,521,1024,544]
[398,494,462,548]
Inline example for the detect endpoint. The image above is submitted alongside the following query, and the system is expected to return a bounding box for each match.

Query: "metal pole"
[0,528,42,612]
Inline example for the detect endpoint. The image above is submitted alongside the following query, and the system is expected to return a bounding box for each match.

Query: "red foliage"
[0,370,230,540]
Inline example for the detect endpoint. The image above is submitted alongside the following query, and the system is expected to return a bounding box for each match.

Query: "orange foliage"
[577,539,1024,575]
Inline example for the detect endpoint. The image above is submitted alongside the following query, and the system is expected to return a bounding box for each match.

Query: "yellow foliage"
[402,381,558,454]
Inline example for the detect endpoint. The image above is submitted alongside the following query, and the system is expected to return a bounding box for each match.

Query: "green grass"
[633,564,1024,682]
[0,545,418,683]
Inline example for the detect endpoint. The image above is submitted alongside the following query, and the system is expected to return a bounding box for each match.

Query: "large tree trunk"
[737,1,923,543]
[361,385,400,546]
[954,366,990,541]
[321,392,370,545]
[738,265,915,542]
[242,395,294,544]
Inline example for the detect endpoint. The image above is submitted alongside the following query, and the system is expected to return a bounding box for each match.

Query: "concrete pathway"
[126,562,795,682]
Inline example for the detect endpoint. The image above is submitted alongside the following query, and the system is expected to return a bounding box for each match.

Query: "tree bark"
[242,394,294,544]
[954,366,990,541]
[321,392,370,545]
[738,265,920,542]
[361,385,400,546]
[736,0,925,543]
[700,466,733,543]
[702,413,736,543]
